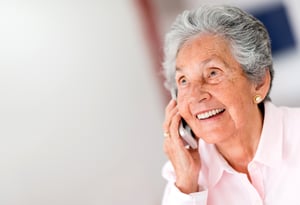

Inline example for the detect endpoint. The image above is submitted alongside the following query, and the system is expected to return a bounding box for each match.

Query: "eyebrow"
[175,66,182,71]
[176,57,226,72]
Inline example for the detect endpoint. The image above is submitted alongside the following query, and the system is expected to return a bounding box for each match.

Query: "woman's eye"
[178,77,187,85]
[206,68,223,84]
[209,69,218,77]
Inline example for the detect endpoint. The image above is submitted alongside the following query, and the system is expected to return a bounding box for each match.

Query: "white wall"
[1,1,300,205]
[0,1,166,205]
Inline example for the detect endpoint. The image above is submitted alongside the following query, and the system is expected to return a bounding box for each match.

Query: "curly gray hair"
[163,5,274,100]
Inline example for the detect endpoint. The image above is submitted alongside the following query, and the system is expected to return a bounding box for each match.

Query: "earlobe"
[254,69,271,101]
[253,94,262,104]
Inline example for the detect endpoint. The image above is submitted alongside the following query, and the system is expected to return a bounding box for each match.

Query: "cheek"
[176,95,190,117]
[176,90,186,106]
[223,96,254,133]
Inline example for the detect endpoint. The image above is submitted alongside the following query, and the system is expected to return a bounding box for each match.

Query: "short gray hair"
[163,5,274,100]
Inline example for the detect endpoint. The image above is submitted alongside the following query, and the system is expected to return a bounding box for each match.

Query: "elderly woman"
[162,5,300,205]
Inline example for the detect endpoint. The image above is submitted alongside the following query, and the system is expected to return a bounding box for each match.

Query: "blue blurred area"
[249,3,297,55]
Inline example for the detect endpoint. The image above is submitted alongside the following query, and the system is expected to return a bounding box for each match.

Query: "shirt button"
[250,163,257,170]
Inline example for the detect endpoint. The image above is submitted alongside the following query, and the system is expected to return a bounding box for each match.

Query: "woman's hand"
[163,99,201,194]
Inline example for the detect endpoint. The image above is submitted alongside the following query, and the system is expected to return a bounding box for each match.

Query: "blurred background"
[0,0,299,205]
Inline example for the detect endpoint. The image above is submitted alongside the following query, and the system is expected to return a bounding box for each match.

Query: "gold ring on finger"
[163,132,170,138]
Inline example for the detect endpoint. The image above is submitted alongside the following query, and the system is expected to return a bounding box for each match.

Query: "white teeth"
[197,108,224,120]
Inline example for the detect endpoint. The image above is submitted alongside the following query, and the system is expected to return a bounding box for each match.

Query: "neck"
[217,139,258,174]
[216,105,263,176]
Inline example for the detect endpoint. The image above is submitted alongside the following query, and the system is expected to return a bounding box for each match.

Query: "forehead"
[176,34,239,69]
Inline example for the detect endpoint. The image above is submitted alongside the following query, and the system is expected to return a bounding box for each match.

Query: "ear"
[253,69,271,101]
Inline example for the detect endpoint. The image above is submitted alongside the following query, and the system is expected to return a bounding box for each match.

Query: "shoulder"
[266,102,300,160]
[265,101,300,139]
[264,101,300,125]
[280,106,300,121]
[271,102,300,129]
[280,105,300,141]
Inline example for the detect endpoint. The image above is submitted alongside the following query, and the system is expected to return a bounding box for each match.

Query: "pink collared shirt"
[162,102,300,205]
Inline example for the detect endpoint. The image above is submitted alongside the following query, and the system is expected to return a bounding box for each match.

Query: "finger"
[169,112,185,145]
[165,99,176,115]
[163,135,171,154]
[164,100,177,123]
[169,111,181,135]
[163,111,179,152]
[163,108,178,132]
[163,100,178,132]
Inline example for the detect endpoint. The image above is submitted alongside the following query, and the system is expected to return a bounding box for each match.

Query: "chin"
[197,132,226,144]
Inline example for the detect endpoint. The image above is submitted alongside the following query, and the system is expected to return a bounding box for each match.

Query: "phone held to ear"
[171,89,198,149]
[179,119,198,149]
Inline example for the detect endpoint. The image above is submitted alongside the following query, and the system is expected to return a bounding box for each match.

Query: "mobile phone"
[171,89,198,149]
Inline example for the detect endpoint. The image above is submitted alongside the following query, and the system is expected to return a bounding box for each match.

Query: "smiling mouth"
[196,108,225,120]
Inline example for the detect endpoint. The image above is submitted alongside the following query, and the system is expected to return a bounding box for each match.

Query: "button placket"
[249,163,265,199]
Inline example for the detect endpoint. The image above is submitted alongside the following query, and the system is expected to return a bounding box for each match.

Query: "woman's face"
[175,34,259,144]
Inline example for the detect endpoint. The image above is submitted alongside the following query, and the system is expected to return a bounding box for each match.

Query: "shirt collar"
[252,101,283,167]
[201,141,235,188]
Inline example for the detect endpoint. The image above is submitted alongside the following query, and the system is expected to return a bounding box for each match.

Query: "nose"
[186,84,210,104]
